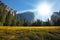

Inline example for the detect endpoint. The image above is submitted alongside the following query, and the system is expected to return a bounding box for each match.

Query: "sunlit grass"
[0,26,60,40]
[0,26,60,30]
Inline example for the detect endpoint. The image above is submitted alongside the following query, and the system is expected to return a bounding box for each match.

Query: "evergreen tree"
[4,11,13,26]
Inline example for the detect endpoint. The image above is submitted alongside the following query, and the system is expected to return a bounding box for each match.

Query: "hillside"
[0,1,25,26]
[16,11,35,23]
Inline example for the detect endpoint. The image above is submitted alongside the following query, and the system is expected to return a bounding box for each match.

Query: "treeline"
[31,19,60,26]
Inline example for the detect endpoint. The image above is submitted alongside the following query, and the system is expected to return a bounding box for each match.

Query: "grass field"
[0,26,60,40]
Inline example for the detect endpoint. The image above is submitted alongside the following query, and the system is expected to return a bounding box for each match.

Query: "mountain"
[16,11,35,23]
[51,11,60,20]
[0,1,24,26]
[51,11,60,25]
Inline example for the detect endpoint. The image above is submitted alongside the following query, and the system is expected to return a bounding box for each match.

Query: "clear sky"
[1,0,60,21]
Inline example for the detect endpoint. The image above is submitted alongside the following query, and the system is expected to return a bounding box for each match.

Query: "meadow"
[0,26,60,40]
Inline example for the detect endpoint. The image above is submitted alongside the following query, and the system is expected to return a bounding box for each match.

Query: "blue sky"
[1,0,60,12]
[1,0,37,11]
[1,0,60,21]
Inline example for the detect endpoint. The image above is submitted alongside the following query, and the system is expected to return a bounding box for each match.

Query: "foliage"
[32,19,42,26]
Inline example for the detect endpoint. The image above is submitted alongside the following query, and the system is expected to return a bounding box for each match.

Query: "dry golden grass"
[0,26,60,40]
[0,26,60,31]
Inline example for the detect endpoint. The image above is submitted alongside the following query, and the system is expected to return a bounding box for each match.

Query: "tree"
[0,5,8,25]
[3,11,13,26]
[32,19,41,26]
[23,19,29,26]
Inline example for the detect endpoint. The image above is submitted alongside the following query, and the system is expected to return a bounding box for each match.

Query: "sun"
[35,2,53,21]
[36,3,51,16]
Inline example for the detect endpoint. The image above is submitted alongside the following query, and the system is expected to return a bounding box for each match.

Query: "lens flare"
[35,2,53,21]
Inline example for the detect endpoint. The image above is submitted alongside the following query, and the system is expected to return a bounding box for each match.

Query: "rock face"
[51,11,60,26]
[16,11,35,23]
[0,1,17,16]
[51,11,60,20]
